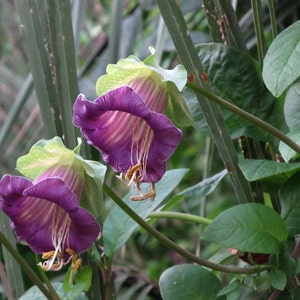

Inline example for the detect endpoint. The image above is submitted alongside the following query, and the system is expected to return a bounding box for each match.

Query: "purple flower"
[0,165,100,271]
[73,86,182,199]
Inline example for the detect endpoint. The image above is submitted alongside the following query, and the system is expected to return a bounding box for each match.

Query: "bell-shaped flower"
[73,49,190,200]
[0,137,105,271]
[73,86,182,200]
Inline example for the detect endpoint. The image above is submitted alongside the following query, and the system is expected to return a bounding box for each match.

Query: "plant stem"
[156,0,254,204]
[267,0,278,39]
[148,211,212,225]
[47,0,80,149]
[0,231,60,300]
[251,0,266,65]
[103,183,268,274]
[17,0,58,138]
[187,82,300,155]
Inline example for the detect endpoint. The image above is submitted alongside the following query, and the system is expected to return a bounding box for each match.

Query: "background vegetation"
[1,0,300,299]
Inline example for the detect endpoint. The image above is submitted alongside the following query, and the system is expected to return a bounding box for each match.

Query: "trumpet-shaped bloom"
[0,164,100,271]
[73,86,182,186]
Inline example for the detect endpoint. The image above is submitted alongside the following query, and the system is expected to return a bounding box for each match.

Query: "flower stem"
[0,231,60,300]
[148,211,212,226]
[103,183,268,274]
[187,82,300,155]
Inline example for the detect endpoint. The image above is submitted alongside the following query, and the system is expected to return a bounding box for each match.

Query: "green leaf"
[217,280,241,297]
[279,130,300,162]
[196,43,274,139]
[279,248,297,276]
[179,169,228,199]
[159,264,225,300]
[268,269,287,291]
[262,20,300,97]
[103,169,188,258]
[164,169,228,210]
[239,158,300,187]
[75,266,93,292]
[202,203,288,254]
[279,173,300,236]
[19,282,88,300]
[284,82,300,130]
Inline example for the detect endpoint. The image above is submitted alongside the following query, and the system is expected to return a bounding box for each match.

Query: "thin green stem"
[103,183,268,274]
[0,231,60,300]
[219,0,248,52]
[108,0,124,63]
[148,211,212,225]
[17,0,58,138]
[47,0,80,149]
[251,0,266,64]
[187,82,300,155]
[267,0,278,39]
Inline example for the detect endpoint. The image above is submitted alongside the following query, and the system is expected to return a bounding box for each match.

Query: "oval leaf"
[197,43,274,139]
[284,82,300,130]
[202,203,288,254]
[263,20,300,97]
[239,158,300,185]
[159,264,225,300]
[279,173,300,236]
[179,169,228,199]
[279,130,300,162]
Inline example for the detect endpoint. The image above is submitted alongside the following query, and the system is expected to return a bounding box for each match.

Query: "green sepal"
[17,137,75,179]
[95,47,192,127]
[16,137,107,220]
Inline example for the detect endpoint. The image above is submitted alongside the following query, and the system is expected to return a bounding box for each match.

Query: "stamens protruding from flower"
[65,248,82,271]
[130,182,156,201]
[38,248,81,272]
[39,250,65,271]
[125,163,142,185]
[117,164,156,201]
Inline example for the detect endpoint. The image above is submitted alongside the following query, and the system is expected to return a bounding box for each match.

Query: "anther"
[130,183,156,201]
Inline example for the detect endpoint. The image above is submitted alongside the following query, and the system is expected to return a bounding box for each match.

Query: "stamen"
[38,251,64,272]
[125,163,141,185]
[42,250,64,260]
[65,248,82,271]
[38,248,81,272]
[130,183,156,201]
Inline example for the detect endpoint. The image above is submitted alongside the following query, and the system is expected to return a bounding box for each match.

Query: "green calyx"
[96,47,193,127]
[16,137,106,184]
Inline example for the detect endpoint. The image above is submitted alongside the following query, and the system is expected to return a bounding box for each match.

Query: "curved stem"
[148,211,212,226]
[0,231,60,300]
[103,183,269,274]
[187,82,300,155]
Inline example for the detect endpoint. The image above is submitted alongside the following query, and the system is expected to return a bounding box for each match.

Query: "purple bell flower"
[73,86,182,200]
[0,164,100,271]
